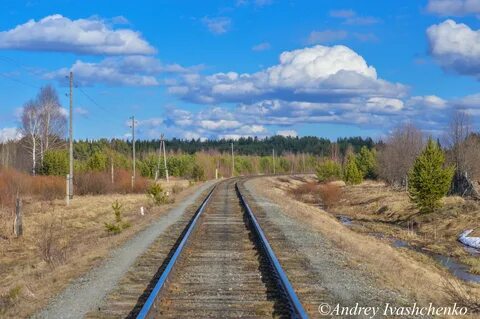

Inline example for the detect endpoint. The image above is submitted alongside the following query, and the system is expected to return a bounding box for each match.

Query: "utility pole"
[302,153,305,173]
[130,116,136,189]
[161,134,169,183]
[231,142,234,177]
[68,71,74,200]
[272,148,276,175]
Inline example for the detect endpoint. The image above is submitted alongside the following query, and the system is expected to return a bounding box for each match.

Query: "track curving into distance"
[136,178,308,319]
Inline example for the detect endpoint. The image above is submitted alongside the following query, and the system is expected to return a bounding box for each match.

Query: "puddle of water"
[388,238,480,283]
[337,216,353,226]
[392,239,409,248]
[433,255,480,283]
[334,214,480,283]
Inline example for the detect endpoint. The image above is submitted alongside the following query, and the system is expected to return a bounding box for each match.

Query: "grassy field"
[328,180,480,273]
[0,179,196,318]
[260,175,480,314]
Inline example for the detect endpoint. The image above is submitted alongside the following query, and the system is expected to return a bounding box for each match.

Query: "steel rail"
[136,185,217,319]
[236,182,309,319]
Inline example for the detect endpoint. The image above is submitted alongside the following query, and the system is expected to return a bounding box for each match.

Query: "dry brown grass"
[0,169,64,208]
[0,179,198,318]
[329,180,480,260]
[319,183,343,208]
[252,177,480,312]
[285,177,343,208]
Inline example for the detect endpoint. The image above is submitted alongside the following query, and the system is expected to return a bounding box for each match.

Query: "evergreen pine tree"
[408,138,455,213]
[344,154,363,185]
[356,146,377,179]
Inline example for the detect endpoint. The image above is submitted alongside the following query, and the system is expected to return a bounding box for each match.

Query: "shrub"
[316,160,342,182]
[171,184,184,194]
[146,183,169,205]
[0,169,64,205]
[41,150,69,176]
[408,139,455,213]
[104,200,130,234]
[87,151,108,171]
[35,208,69,266]
[75,172,110,195]
[288,182,321,204]
[344,154,363,185]
[191,164,205,181]
[319,184,343,208]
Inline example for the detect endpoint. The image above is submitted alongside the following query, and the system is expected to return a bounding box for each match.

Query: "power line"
[76,86,111,115]
[0,72,39,89]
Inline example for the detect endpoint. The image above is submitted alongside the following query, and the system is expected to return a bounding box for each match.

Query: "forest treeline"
[1,85,480,210]
[0,135,374,180]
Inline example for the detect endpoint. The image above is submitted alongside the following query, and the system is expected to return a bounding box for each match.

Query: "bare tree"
[442,110,480,195]
[21,100,41,175]
[444,109,472,175]
[464,134,480,179]
[377,123,425,187]
[37,85,67,164]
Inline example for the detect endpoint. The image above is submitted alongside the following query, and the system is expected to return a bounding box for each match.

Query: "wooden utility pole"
[272,148,276,175]
[130,116,136,189]
[14,198,22,237]
[68,71,74,199]
[231,142,234,177]
[66,174,70,206]
[302,153,306,173]
[161,134,169,183]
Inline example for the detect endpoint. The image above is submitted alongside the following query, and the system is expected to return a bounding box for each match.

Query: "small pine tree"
[356,146,377,179]
[344,154,363,185]
[408,139,455,213]
[316,160,343,182]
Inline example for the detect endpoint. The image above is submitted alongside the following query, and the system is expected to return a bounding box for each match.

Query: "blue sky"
[1,0,480,141]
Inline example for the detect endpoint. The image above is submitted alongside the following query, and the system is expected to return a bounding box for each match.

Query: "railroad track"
[136,178,308,319]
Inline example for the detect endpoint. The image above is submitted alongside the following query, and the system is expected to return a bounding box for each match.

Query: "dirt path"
[33,181,216,319]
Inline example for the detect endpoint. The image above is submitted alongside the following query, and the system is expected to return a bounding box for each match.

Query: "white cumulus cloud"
[0,14,155,55]
[45,56,195,87]
[168,45,405,104]
[427,19,480,78]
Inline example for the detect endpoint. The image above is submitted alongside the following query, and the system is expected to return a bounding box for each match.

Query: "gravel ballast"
[243,178,421,318]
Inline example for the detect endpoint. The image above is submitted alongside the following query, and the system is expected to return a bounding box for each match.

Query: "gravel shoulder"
[243,177,429,318]
[33,180,216,319]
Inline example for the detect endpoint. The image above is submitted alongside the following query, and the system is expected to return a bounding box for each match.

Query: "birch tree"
[21,100,41,175]
[37,85,66,164]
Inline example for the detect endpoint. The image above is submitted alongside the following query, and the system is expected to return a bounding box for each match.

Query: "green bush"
[87,151,108,171]
[316,160,342,182]
[344,154,363,185]
[356,146,377,179]
[104,200,130,234]
[147,183,169,205]
[41,150,69,176]
[408,139,455,213]
[191,164,205,181]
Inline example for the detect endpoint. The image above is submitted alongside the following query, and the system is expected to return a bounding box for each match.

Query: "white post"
[215,168,218,180]
[66,174,70,206]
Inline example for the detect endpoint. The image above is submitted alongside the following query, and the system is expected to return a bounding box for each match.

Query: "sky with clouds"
[0,0,480,141]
